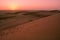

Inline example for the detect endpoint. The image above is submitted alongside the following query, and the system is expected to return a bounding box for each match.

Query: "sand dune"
[0,13,60,40]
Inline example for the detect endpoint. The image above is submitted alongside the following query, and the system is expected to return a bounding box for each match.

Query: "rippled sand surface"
[0,13,60,40]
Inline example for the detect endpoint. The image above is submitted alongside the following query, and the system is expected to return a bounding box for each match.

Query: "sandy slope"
[0,13,60,40]
[0,12,50,30]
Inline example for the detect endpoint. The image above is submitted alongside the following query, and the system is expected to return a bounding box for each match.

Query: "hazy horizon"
[0,0,60,10]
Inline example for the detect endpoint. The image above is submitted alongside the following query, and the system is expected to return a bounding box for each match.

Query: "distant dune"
[0,13,60,40]
[0,11,56,31]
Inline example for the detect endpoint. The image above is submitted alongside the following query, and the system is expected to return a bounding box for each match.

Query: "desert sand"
[0,13,60,40]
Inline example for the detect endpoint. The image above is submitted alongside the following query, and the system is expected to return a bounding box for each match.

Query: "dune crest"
[0,13,60,40]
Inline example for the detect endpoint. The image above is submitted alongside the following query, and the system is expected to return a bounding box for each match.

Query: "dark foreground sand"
[0,13,60,40]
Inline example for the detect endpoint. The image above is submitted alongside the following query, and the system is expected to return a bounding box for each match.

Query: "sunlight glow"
[7,3,18,10]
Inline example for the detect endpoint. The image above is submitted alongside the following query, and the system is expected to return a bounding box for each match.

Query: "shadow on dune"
[0,10,59,35]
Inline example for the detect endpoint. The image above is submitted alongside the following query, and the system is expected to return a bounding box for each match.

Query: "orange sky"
[0,0,60,10]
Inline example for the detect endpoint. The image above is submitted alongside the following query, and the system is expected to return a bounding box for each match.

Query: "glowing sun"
[8,3,18,10]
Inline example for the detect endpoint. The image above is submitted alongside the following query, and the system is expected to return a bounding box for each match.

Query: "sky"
[0,0,60,10]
